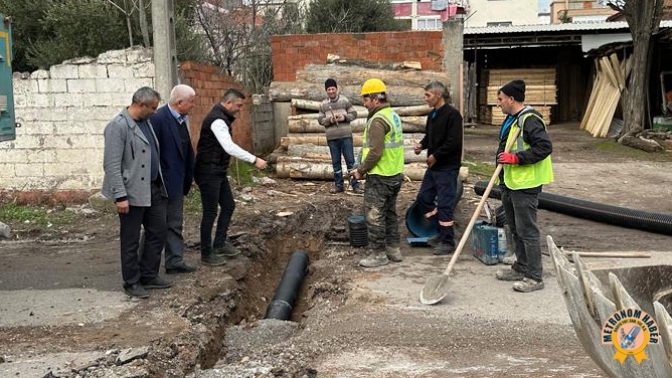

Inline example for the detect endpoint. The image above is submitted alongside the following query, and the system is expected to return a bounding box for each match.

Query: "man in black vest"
[150,84,197,274]
[195,89,267,266]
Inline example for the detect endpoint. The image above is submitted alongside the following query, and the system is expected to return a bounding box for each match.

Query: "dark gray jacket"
[102,108,165,207]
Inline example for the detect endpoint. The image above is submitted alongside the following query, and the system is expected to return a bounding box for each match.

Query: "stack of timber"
[580,54,632,138]
[483,68,556,126]
[268,63,453,180]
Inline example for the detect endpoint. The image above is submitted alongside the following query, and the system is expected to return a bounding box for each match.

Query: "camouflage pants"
[364,174,403,252]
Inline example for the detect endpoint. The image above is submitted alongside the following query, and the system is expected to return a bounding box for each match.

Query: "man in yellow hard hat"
[349,79,405,268]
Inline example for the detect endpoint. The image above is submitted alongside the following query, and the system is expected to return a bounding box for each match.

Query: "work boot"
[426,234,440,247]
[513,277,545,293]
[124,283,149,299]
[495,268,525,281]
[359,251,389,268]
[201,253,227,266]
[214,244,241,257]
[141,276,173,290]
[329,186,344,194]
[385,246,403,262]
[352,187,364,195]
[433,242,455,256]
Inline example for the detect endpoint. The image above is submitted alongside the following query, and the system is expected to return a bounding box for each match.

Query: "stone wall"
[250,94,276,154]
[1,49,261,195]
[4,48,155,192]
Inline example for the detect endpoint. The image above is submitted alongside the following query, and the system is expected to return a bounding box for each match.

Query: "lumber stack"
[269,62,450,181]
[580,54,632,138]
[483,68,556,126]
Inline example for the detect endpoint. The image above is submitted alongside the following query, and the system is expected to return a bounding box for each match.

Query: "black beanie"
[325,78,337,90]
[500,80,526,102]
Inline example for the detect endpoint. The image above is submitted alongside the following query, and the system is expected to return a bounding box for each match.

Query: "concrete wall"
[271,31,444,81]
[4,48,154,192]
[465,0,539,27]
[250,95,276,154]
[2,49,254,194]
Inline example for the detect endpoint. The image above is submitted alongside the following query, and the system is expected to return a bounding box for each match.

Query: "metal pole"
[152,0,178,102]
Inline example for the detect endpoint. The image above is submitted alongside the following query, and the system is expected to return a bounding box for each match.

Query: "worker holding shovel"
[495,80,554,293]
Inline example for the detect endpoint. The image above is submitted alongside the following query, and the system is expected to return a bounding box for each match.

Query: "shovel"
[420,128,521,305]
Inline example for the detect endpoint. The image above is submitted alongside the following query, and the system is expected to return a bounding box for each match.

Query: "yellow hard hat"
[360,78,387,97]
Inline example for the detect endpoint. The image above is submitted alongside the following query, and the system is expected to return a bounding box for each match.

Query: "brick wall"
[1,48,253,194]
[179,62,253,152]
[271,31,444,82]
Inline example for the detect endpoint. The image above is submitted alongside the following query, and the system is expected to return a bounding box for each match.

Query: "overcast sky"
[538,0,552,12]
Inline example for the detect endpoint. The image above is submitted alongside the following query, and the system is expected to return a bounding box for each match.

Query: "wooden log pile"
[482,68,556,126]
[580,54,632,138]
[269,63,451,181]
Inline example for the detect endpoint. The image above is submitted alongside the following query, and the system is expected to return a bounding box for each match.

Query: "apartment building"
[550,0,617,24]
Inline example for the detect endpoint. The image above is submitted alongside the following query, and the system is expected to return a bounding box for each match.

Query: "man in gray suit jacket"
[102,87,172,299]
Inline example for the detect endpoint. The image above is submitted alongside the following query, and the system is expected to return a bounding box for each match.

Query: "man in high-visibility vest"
[350,79,405,268]
[494,80,553,293]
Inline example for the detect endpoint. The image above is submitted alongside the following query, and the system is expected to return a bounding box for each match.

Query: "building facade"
[550,0,617,24]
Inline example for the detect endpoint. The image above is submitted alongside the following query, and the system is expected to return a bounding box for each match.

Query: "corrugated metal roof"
[464,20,672,35]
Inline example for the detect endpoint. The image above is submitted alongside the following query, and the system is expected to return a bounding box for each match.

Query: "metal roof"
[464,20,672,35]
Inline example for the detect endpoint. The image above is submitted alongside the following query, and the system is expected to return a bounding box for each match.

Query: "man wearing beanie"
[318,78,362,194]
[494,79,553,293]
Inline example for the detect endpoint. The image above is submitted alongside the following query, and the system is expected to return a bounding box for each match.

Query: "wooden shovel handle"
[442,127,521,276]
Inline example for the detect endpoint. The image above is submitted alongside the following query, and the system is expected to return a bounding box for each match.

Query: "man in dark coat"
[150,84,197,274]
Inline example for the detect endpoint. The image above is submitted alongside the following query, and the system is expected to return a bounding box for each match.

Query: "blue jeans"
[416,166,459,246]
[327,137,359,189]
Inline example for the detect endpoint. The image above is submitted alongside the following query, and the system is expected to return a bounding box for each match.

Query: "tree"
[0,0,51,72]
[607,0,666,138]
[27,0,129,69]
[194,0,305,92]
[305,0,404,33]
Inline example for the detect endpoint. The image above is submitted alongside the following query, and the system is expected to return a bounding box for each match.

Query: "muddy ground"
[1,122,672,378]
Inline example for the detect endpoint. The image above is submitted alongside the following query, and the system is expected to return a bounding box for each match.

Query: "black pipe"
[264,251,309,321]
[474,181,672,236]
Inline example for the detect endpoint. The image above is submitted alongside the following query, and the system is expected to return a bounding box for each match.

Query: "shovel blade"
[420,274,451,305]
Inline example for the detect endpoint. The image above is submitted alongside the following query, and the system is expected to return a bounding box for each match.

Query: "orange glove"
[497,152,519,165]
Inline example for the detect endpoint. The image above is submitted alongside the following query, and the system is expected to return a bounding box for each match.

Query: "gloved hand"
[497,152,519,165]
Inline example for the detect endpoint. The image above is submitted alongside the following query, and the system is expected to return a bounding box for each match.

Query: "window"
[416,18,442,30]
[487,21,513,27]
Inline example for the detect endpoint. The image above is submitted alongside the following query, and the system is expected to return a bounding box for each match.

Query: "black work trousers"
[195,165,235,256]
[119,181,167,287]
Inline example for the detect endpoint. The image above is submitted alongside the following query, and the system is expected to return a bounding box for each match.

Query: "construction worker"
[413,81,463,255]
[350,79,405,268]
[494,80,553,293]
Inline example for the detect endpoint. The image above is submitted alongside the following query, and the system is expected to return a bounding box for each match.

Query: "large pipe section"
[264,251,309,321]
[474,181,672,236]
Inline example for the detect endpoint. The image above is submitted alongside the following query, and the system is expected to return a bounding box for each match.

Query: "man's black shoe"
[201,254,227,266]
[166,263,197,275]
[124,283,149,299]
[141,276,173,290]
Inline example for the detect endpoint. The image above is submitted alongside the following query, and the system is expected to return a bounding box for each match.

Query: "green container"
[653,116,672,132]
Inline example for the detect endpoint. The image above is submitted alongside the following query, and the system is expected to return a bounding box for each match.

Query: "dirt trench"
[144,195,360,378]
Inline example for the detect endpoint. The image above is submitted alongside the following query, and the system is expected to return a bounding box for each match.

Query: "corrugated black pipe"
[474,181,672,236]
[264,251,309,321]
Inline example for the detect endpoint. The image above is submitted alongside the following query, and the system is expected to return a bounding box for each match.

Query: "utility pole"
[152,0,178,102]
